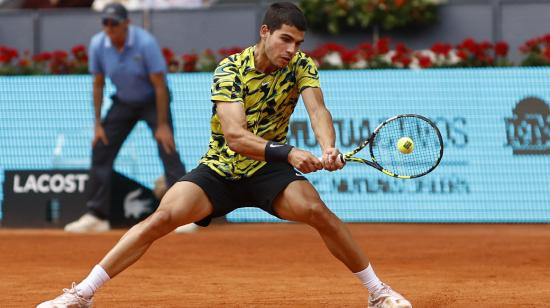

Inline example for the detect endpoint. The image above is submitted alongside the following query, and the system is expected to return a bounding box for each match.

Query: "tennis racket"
[338,114,443,179]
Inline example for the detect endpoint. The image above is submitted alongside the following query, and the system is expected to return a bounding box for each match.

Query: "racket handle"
[318,154,346,163]
[338,154,345,163]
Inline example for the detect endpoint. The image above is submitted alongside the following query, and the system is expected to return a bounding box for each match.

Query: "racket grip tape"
[338,154,345,163]
[318,154,346,163]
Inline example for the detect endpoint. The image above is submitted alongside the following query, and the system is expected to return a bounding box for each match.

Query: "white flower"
[416,49,436,62]
[409,57,421,70]
[323,52,344,68]
[350,58,367,69]
[448,50,462,65]
[381,50,396,65]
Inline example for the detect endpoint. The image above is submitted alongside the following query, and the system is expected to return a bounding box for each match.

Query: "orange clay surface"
[1,223,549,307]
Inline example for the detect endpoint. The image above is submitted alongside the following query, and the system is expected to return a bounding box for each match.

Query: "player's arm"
[301,87,344,171]
[216,102,323,173]
[215,102,266,161]
[149,72,175,154]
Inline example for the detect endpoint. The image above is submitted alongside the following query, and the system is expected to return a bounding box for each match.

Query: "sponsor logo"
[13,173,88,194]
[269,143,284,148]
[123,188,153,219]
[505,97,550,155]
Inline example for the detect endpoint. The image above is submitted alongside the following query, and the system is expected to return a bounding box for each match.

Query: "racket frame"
[339,114,444,179]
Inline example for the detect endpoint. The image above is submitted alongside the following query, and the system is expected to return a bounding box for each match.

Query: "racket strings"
[371,116,442,176]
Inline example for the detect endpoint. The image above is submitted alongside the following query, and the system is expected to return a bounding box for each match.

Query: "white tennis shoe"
[64,213,110,233]
[174,223,199,234]
[36,283,93,308]
[368,283,412,308]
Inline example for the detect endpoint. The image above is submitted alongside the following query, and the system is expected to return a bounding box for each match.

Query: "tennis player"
[37,2,411,307]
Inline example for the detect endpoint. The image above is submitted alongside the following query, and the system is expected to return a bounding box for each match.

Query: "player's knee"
[139,210,172,239]
[306,203,338,231]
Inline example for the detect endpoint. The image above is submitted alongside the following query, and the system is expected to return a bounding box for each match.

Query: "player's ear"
[260,24,270,39]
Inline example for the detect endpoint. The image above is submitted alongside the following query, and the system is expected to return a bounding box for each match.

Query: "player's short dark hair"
[262,2,307,33]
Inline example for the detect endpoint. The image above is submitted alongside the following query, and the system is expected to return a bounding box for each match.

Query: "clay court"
[1,223,549,307]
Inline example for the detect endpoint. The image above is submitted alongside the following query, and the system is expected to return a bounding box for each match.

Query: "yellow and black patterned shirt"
[200,45,321,180]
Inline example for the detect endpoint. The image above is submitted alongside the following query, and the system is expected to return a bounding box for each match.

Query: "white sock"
[75,264,110,299]
[354,264,383,293]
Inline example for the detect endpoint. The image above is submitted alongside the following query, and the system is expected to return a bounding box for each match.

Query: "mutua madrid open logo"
[505,97,550,155]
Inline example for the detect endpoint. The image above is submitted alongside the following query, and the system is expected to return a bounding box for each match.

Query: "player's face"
[262,24,305,68]
[102,19,129,43]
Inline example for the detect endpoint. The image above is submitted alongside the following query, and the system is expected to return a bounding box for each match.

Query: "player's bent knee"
[139,210,173,240]
[306,203,339,232]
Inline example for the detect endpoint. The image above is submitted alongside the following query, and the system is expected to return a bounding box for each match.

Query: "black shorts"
[178,162,308,227]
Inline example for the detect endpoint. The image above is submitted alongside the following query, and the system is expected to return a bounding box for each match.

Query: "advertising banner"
[1,69,549,223]
[2,170,158,228]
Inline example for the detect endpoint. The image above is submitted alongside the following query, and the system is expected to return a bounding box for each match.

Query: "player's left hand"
[321,148,344,171]
[155,123,176,154]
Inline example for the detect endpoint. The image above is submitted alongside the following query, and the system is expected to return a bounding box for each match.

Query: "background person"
[64,2,188,233]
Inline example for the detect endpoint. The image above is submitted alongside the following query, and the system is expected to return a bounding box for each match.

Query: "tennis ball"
[397,137,414,154]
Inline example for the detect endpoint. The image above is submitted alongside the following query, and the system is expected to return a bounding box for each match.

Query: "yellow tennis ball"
[397,137,414,154]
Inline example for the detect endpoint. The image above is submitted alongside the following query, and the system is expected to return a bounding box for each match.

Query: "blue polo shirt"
[89,25,166,104]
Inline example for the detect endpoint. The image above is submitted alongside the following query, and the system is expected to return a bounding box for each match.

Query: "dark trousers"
[86,97,186,219]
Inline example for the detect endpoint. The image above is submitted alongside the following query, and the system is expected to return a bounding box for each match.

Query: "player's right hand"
[287,148,323,174]
[321,147,345,171]
[92,123,109,147]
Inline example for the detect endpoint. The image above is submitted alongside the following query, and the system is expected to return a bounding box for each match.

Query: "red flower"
[18,59,30,67]
[0,46,19,62]
[0,54,9,63]
[376,38,390,54]
[456,50,468,60]
[181,53,198,72]
[520,38,539,54]
[52,50,68,60]
[323,42,347,53]
[341,50,359,64]
[479,41,493,50]
[417,55,432,68]
[430,42,452,56]
[162,47,175,65]
[71,45,86,55]
[395,42,410,54]
[310,43,348,65]
[79,55,89,64]
[358,42,375,60]
[219,46,243,58]
[494,41,508,57]
[460,38,477,52]
[71,45,88,63]
[32,52,52,62]
[204,49,214,57]
[358,42,373,51]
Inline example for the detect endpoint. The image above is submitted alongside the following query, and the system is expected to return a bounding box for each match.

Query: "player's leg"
[37,181,213,308]
[273,180,369,272]
[65,101,139,233]
[99,181,211,276]
[273,181,412,308]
